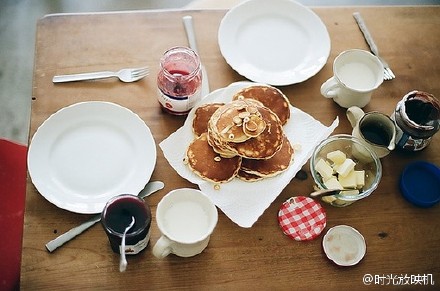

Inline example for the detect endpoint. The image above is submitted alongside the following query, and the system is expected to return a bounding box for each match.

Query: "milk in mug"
[338,62,377,91]
[163,201,210,243]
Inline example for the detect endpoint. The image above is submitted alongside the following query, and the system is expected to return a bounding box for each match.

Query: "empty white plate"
[218,0,331,86]
[28,101,156,214]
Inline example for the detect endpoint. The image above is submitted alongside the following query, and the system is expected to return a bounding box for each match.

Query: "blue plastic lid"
[400,161,440,207]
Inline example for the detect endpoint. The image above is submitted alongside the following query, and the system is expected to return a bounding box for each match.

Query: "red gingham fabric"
[278,196,326,241]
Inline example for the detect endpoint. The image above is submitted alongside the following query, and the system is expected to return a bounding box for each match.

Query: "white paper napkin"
[160,82,339,228]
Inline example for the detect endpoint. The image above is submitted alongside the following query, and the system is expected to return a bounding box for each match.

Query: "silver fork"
[353,12,395,81]
[53,66,149,83]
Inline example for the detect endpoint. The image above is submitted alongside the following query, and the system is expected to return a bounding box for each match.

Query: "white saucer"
[218,0,330,86]
[28,101,156,214]
[322,225,366,266]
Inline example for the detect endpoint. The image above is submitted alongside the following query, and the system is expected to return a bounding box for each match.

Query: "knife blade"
[45,181,164,253]
[183,15,210,97]
[353,12,379,56]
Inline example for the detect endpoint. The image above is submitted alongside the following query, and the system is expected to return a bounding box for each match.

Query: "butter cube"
[322,174,334,183]
[340,189,360,196]
[324,177,343,190]
[326,150,346,164]
[332,198,352,206]
[322,195,337,203]
[336,158,356,177]
[355,170,365,188]
[315,158,334,180]
[338,170,357,188]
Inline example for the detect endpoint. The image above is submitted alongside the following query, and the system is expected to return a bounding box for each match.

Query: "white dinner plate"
[218,0,330,86]
[28,101,156,214]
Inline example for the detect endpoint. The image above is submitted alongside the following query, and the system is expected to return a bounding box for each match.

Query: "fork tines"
[132,67,149,77]
[383,67,395,81]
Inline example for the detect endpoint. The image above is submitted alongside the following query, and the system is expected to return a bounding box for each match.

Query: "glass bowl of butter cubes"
[310,134,382,207]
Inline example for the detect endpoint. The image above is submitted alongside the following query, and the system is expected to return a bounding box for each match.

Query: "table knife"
[183,15,210,97]
[353,12,379,56]
[45,181,164,253]
[353,12,395,80]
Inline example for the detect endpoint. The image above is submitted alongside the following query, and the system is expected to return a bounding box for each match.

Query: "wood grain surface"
[23,7,439,290]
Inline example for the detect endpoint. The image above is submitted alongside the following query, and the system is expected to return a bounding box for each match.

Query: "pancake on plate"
[240,135,294,178]
[228,105,284,160]
[192,103,224,136]
[185,133,242,183]
[185,85,293,184]
[209,99,265,143]
[236,169,264,182]
[232,85,290,125]
[207,99,283,160]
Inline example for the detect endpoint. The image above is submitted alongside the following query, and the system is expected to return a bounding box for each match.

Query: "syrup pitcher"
[391,90,440,151]
[346,106,396,158]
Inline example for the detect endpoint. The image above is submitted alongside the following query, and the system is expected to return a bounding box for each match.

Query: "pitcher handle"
[346,106,365,128]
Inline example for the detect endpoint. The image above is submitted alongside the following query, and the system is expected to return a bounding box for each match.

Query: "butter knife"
[353,12,395,80]
[45,181,164,253]
[183,15,210,97]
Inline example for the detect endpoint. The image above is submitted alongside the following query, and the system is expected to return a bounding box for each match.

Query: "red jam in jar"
[157,46,202,115]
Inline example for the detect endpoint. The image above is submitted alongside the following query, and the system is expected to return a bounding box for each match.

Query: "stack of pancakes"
[185,85,294,184]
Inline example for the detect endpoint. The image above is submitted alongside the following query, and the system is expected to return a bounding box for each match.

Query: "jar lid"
[322,225,366,266]
[278,196,326,241]
[400,161,440,207]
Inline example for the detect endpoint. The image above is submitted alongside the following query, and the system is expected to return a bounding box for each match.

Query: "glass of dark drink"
[101,194,151,255]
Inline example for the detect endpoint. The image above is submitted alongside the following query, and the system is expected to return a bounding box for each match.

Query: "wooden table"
[23,6,439,290]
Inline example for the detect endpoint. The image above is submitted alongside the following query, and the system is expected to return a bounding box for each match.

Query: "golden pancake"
[233,85,290,125]
[240,135,294,177]
[229,105,284,160]
[192,103,224,136]
[185,133,242,183]
[236,169,264,182]
[185,86,293,184]
[207,127,238,158]
[209,100,250,143]
[209,99,266,143]
[207,99,283,159]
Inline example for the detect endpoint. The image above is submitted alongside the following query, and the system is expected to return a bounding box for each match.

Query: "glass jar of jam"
[157,46,202,115]
[101,194,151,255]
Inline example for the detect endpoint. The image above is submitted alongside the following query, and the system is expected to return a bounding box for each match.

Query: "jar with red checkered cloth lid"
[278,196,326,241]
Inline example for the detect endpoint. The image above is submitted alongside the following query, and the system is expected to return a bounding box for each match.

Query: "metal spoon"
[310,188,343,198]
[119,216,135,272]
[309,188,358,201]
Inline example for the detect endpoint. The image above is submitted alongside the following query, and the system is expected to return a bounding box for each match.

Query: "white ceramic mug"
[346,106,396,158]
[152,188,218,258]
[321,49,384,108]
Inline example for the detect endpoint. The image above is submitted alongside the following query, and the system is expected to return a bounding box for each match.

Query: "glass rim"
[160,46,201,79]
[101,194,150,238]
